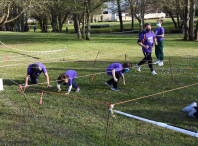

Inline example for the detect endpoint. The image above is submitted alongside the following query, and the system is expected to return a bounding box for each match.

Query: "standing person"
[34,26,36,32]
[24,63,52,87]
[136,23,158,75]
[154,20,165,66]
[57,70,80,95]
[105,62,132,91]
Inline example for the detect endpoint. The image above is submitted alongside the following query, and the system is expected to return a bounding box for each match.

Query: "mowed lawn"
[0,31,198,145]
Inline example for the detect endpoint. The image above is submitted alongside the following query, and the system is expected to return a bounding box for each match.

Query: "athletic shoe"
[153,60,159,64]
[136,64,141,72]
[105,82,113,87]
[151,70,157,75]
[188,107,197,118]
[182,102,197,112]
[158,62,164,66]
[111,87,120,91]
[75,87,80,92]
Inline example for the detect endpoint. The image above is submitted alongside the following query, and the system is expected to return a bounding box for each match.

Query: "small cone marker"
[6,56,7,60]
[72,60,76,62]
[39,91,43,104]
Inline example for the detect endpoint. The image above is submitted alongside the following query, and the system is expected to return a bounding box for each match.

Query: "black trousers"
[30,74,39,84]
[107,72,121,88]
[138,52,153,72]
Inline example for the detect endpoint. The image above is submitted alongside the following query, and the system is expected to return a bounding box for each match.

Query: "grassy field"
[0,31,198,145]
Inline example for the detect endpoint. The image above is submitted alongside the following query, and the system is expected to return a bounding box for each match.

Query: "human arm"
[25,74,30,87]
[121,75,125,85]
[44,73,52,87]
[112,69,118,82]
[138,41,149,49]
[156,34,164,38]
[65,85,72,95]
[57,83,61,92]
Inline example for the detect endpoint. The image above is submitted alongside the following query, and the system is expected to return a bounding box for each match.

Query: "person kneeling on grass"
[57,70,80,95]
[182,102,198,118]
[105,62,132,91]
[24,63,52,87]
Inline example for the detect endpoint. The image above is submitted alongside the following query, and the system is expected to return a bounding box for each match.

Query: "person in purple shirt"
[136,23,158,75]
[57,70,80,95]
[154,20,165,66]
[25,63,52,87]
[105,62,132,91]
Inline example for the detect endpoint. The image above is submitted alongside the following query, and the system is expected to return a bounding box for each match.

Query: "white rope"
[113,110,198,138]
[0,41,66,53]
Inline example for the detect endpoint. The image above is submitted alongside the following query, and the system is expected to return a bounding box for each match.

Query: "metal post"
[93,51,100,67]
[169,58,173,80]
[104,108,111,146]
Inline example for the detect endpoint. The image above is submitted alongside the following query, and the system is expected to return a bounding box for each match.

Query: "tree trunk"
[51,9,57,32]
[176,12,181,29]
[184,0,190,40]
[129,1,134,31]
[195,20,198,41]
[189,0,195,41]
[21,12,24,32]
[75,14,81,39]
[59,13,68,32]
[86,0,91,40]
[82,1,86,39]
[168,10,178,29]
[117,0,124,32]
[45,15,47,32]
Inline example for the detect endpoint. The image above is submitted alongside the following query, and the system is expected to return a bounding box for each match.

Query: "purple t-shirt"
[65,70,77,86]
[155,27,164,41]
[27,63,47,77]
[106,63,124,76]
[138,31,156,53]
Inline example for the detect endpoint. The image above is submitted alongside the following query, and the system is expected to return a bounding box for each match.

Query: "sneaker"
[111,87,120,91]
[136,64,141,72]
[75,87,80,92]
[105,82,113,87]
[153,60,159,65]
[182,102,197,112]
[158,62,164,66]
[151,70,157,75]
[188,107,197,118]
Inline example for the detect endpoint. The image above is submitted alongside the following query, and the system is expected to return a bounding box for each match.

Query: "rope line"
[0,41,66,53]
[114,83,198,105]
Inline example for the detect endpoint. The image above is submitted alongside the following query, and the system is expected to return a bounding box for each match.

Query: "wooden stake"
[125,54,128,61]
[93,51,100,67]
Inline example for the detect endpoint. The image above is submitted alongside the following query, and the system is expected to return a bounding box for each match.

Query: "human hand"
[47,84,52,87]
[144,46,149,49]
[155,42,158,45]
[114,78,118,82]
[65,91,70,95]
[58,88,61,92]
[123,82,126,85]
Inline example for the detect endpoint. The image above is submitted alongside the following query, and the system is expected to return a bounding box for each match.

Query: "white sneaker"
[182,102,197,112]
[151,70,157,75]
[136,64,141,72]
[188,107,197,118]
[158,62,164,66]
[153,60,159,65]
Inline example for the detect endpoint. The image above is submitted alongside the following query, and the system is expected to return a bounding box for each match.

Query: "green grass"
[0,31,198,145]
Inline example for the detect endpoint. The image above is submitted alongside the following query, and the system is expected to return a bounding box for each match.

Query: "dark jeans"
[138,52,153,72]
[30,74,39,84]
[107,72,121,89]
[63,78,78,89]
[155,40,164,61]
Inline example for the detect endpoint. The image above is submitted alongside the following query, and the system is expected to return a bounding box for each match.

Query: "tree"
[0,0,33,26]
[117,0,124,32]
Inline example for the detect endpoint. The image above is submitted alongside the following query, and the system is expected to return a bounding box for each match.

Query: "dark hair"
[31,64,42,72]
[145,23,151,27]
[160,20,163,24]
[122,62,132,69]
[57,73,69,84]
